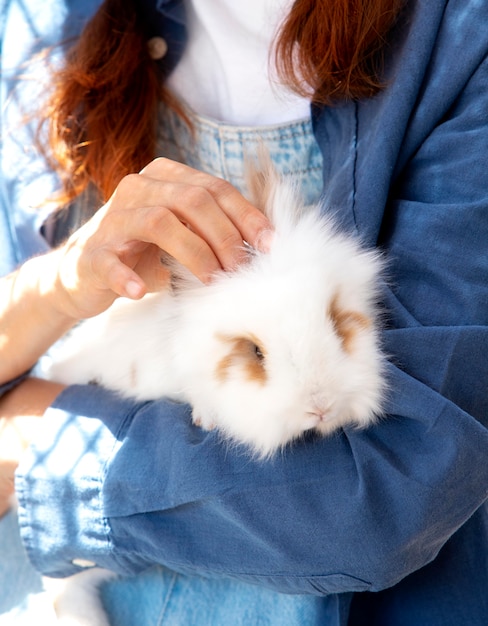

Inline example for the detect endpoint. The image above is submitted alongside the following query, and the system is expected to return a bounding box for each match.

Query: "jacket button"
[147,36,168,60]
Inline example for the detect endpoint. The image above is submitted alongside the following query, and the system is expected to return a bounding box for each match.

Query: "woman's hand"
[0,159,271,382]
[1,161,269,507]
[53,158,272,319]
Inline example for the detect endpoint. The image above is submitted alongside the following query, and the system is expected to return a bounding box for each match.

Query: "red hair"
[38,0,182,206]
[275,0,406,103]
[38,0,405,208]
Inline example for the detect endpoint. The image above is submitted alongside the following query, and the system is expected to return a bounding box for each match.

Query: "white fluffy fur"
[41,171,386,625]
[42,570,116,626]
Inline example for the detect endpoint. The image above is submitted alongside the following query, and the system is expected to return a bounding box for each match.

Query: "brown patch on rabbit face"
[329,295,371,353]
[215,334,267,385]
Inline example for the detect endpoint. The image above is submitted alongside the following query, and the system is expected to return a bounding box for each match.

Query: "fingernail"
[125,280,144,299]
[255,229,274,253]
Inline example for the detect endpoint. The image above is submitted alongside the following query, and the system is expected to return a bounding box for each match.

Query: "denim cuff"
[15,385,147,578]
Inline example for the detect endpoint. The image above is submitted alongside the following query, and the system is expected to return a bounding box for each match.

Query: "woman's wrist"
[0,253,77,383]
[22,250,79,327]
[0,377,66,421]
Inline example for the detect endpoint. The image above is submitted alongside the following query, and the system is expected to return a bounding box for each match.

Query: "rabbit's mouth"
[303,408,331,430]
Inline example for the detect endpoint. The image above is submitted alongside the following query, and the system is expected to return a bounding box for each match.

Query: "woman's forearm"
[0,252,77,384]
[0,377,66,517]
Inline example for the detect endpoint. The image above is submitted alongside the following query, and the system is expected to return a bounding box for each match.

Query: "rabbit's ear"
[329,293,371,353]
[245,144,279,216]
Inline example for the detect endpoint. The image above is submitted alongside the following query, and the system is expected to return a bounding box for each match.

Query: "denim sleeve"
[15,358,488,595]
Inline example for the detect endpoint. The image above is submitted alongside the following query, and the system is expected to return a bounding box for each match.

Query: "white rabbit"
[40,164,387,626]
[43,166,386,459]
[43,165,386,459]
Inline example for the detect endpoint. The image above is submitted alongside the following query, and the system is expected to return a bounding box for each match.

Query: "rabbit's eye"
[215,333,267,385]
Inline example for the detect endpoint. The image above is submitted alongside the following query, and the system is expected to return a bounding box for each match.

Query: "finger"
[140,158,273,249]
[132,248,172,292]
[145,181,250,270]
[118,242,172,292]
[90,247,147,300]
[108,174,247,270]
[111,205,223,282]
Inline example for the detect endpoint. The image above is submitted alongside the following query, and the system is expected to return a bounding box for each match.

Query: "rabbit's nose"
[311,393,332,416]
[303,407,331,430]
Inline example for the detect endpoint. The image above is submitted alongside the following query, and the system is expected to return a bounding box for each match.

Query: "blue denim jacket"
[2,1,488,624]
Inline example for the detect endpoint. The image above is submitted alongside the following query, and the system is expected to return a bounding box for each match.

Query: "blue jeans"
[156,102,324,206]
[0,510,54,624]
[0,509,333,625]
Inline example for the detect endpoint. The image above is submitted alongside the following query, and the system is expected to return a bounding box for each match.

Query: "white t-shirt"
[166,0,311,126]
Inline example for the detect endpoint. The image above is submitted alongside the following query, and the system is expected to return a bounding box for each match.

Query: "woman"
[1,0,488,624]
